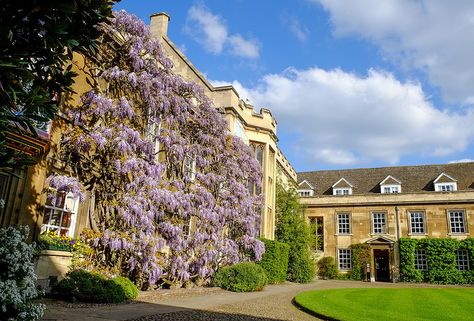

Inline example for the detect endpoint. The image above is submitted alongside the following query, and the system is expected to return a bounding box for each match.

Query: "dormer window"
[334,188,351,195]
[332,178,353,196]
[433,173,457,192]
[298,190,313,197]
[297,180,314,197]
[380,175,401,194]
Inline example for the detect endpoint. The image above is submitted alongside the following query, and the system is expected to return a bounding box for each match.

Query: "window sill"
[335,234,353,236]
[448,233,470,236]
[408,233,428,236]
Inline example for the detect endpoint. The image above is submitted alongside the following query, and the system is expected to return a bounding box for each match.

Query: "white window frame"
[41,192,79,238]
[334,188,352,196]
[414,249,428,271]
[435,183,457,192]
[409,211,426,235]
[146,111,162,159]
[184,156,196,181]
[338,248,352,270]
[183,216,192,238]
[381,185,401,194]
[298,189,313,197]
[456,249,469,271]
[233,117,246,141]
[372,212,387,234]
[448,209,467,234]
[337,213,351,235]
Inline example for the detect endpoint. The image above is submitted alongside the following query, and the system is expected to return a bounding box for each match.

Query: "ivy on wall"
[348,243,371,280]
[399,238,474,284]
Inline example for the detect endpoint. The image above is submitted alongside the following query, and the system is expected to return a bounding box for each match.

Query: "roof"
[297,162,474,196]
[380,175,401,185]
[332,178,353,188]
[298,180,314,190]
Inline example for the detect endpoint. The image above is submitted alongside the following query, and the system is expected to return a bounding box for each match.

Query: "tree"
[50,11,264,288]
[275,181,315,283]
[0,0,118,167]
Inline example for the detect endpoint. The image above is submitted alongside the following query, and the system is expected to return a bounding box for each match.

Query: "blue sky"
[115,0,474,172]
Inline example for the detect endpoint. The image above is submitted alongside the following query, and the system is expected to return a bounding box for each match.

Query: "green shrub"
[258,238,289,284]
[287,249,316,283]
[214,262,267,292]
[55,270,139,303]
[317,256,338,279]
[275,182,316,283]
[110,276,139,300]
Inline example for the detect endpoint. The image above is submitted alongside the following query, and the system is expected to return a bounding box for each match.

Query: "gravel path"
[44,280,460,321]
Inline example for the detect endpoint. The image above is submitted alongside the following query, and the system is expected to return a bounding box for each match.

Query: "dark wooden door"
[374,249,390,282]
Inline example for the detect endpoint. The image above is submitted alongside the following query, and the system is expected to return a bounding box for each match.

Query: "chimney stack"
[150,12,170,37]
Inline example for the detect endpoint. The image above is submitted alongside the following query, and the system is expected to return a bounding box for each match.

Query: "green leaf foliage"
[348,243,371,280]
[275,181,316,283]
[0,0,118,167]
[399,238,474,284]
[258,238,289,284]
[214,262,267,292]
[317,256,338,279]
[54,269,139,303]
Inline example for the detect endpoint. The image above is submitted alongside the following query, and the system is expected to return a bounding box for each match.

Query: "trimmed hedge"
[317,256,337,279]
[399,238,474,284]
[258,238,289,284]
[214,262,267,292]
[55,270,139,303]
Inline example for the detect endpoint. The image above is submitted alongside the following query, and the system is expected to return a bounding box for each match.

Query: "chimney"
[150,12,170,37]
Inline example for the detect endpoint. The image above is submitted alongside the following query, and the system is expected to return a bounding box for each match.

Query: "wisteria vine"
[51,10,264,287]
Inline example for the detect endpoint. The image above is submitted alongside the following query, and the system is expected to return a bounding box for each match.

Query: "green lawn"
[294,288,474,321]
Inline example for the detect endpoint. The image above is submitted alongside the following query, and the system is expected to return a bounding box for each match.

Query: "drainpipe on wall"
[394,206,401,282]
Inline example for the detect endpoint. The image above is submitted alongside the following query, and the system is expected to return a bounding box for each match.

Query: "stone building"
[297,162,474,282]
[0,10,296,285]
[149,13,297,239]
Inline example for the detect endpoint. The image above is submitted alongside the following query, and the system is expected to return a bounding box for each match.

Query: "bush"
[287,249,316,283]
[110,276,139,300]
[317,256,338,279]
[55,270,139,303]
[0,226,45,321]
[258,238,289,284]
[214,262,267,292]
[275,182,316,283]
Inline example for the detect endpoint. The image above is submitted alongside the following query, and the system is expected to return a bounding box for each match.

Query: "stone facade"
[298,162,474,282]
[149,13,296,239]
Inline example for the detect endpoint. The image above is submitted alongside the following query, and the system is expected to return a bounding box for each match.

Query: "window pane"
[449,210,466,233]
[372,212,386,234]
[338,249,351,270]
[410,212,425,234]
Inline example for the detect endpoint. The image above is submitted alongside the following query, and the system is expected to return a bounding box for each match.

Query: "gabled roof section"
[298,179,314,190]
[433,172,457,184]
[332,178,353,188]
[365,236,395,245]
[297,162,474,196]
[380,175,401,185]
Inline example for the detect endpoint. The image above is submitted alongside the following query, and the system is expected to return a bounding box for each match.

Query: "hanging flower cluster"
[53,10,263,287]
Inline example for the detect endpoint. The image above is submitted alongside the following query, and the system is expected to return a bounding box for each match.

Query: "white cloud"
[218,67,474,165]
[283,16,310,42]
[313,0,474,104]
[448,158,474,164]
[186,5,260,58]
[186,4,227,54]
[228,35,260,58]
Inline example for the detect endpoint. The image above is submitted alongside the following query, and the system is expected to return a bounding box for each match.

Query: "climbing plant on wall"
[49,11,264,288]
[399,238,474,284]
